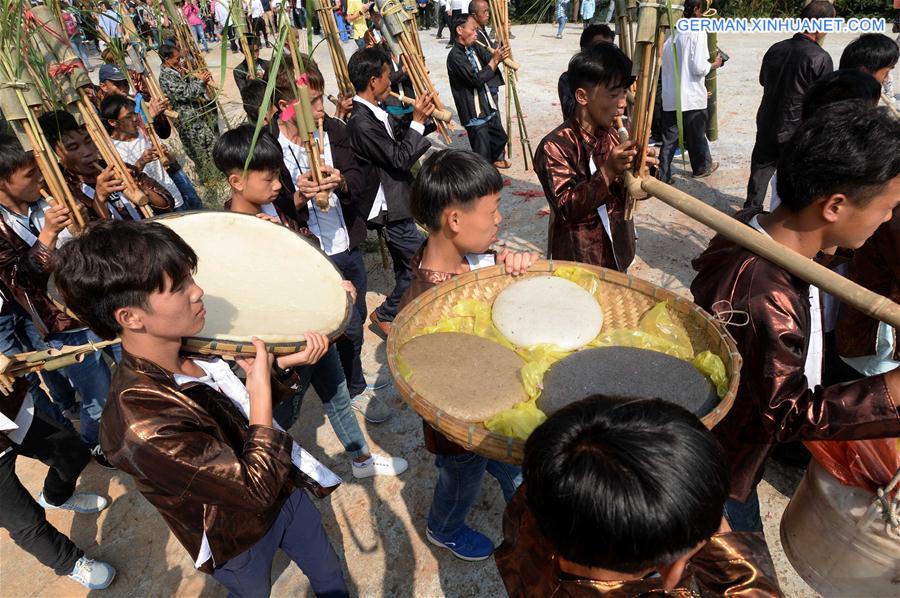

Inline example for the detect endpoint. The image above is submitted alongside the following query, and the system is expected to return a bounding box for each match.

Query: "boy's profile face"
[579,81,627,128]
[229,169,282,205]
[826,176,900,249]
[111,105,142,138]
[119,274,206,339]
[308,86,326,121]
[56,129,100,175]
[447,191,502,254]
[0,159,45,204]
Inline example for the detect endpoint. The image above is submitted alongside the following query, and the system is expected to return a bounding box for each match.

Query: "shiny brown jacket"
[534,118,635,271]
[101,352,302,574]
[690,210,899,500]
[0,219,75,337]
[495,489,783,597]
[836,212,900,360]
[62,164,175,221]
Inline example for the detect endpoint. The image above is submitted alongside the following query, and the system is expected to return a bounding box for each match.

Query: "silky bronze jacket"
[690,209,899,501]
[495,489,784,597]
[534,119,635,271]
[101,352,328,574]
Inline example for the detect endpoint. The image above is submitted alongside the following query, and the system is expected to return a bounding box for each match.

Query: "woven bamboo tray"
[386,260,741,464]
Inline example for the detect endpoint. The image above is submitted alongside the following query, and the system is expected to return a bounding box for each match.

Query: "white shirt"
[748,215,823,388]
[246,0,264,18]
[277,131,350,255]
[661,29,711,112]
[353,95,425,221]
[449,0,467,11]
[213,0,231,27]
[112,134,184,208]
[173,358,341,569]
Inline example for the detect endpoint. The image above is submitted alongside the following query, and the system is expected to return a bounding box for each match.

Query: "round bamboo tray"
[386,260,741,464]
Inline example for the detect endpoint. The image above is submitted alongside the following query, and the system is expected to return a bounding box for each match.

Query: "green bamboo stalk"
[705,31,718,142]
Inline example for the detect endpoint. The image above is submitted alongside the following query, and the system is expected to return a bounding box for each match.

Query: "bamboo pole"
[313,0,354,96]
[882,92,899,119]
[388,91,452,122]
[0,339,120,395]
[705,31,718,141]
[626,173,900,330]
[473,39,519,70]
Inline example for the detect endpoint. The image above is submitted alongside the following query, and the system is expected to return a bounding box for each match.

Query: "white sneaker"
[68,556,116,590]
[38,492,108,514]
[350,391,393,424]
[352,454,409,478]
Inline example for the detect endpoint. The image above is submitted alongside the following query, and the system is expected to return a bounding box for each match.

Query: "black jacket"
[476,27,504,92]
[447,42,501,126]
[346,99,432,223]
[233,57,271,93]
[755,34,833,145]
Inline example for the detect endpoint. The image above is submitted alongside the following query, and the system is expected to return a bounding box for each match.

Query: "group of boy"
[1,11,899,598]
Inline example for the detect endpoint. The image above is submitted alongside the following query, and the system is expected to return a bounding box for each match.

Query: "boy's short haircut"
[800,69,881,121]
[777,102,900,211]
[800,0,836,19]
[839,33,900,73]
[0,134,33,183]
[241,78,268,123]
[52,220,198,340]
[212,123,284,176]
[452,14,471,34]
[568,43,635,97]
[37,110,84,149]
[347,47,390,94]
[272,55,325,105]
[99,94,136,130]
[158,43,179,62]
[579,23,614,50]
[523,396,729,573]
[410,149,503,231]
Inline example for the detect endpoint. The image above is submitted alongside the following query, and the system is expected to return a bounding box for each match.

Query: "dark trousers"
[0,410,91,576]
[212,490,348,597]
[251,16,269,44]
[330,248,368,397]
[371,217,424,322]
[466,114,508,163]
[417,4,431,28]
[225,24,238,51]
[436,9,449,37]
[449,9,464,43]
[657,108,712,182]
[745,134,782,209]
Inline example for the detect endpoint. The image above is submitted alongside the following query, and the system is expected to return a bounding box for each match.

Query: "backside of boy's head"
[213,123,284,179]
[411,149,503,233]
[579,23,614,50]
[523,396,729,575]
[839,33,899,83]
[52,220,197,340]
[800,68,881,121]
[777,103,900,216]
[568,43,634,98]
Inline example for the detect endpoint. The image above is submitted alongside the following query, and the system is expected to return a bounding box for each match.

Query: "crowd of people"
[1,0,899,596]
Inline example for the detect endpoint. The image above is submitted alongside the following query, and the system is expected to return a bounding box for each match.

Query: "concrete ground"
[3,22,897,597]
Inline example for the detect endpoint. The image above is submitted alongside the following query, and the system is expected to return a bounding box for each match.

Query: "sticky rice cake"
[539,346,719,417]
[399,332,528,422]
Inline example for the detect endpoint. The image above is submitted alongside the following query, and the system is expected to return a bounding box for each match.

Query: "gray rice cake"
[398,332,528,422]
[538,346,719,417]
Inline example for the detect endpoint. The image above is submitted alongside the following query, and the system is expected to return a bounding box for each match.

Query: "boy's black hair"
[411,149,503,231]
[52,220,198,340]
[800,0,836,19]
[682,0,702,17]
[579,23,614,50]
[159,43,179,62]
[839,33,900,73]
[241,78,268,123]
[523,396,729,573]
[452,14,471,35]
[348,47,391,93]
[777,102,900,211]
[99,94,136,131]
[37,110,84,149]
[568,43,635,97]
[800,69,881,121]
[0,134,32,183]
[212,123,284,175]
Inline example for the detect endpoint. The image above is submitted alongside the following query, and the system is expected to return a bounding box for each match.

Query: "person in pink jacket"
[182,0,209,52]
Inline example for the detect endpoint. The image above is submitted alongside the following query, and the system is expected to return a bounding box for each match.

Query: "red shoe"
[369,311,392,338]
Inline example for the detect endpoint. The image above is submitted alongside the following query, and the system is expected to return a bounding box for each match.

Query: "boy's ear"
[574,86,591,106]
[114,306,144,333]
[445,207,462,233]
[228,172,245,191]
[819,193,847,223]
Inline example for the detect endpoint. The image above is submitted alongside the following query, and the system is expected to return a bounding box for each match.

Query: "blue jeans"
[191,23,209,52]
[70,34,91,70]
[330,249,367,397]
[212,490,348,597]
[427,453,521,537]
[169,167,204,210]
[273,346,369,459]
[557,16,567,36]
[46,329,111,446]
[725,487,763,532]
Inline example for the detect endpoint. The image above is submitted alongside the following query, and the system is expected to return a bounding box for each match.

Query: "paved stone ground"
[2,23,897,598]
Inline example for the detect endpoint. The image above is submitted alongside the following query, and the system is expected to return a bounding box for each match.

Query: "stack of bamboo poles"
[0,53,86,231]
[0,340,119,395]
[313,0,354,97]
[624,0,676,219]
[614,0,633,59]
[26,5,152,217]
[375,0,452,143]
[486,0,532,169]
